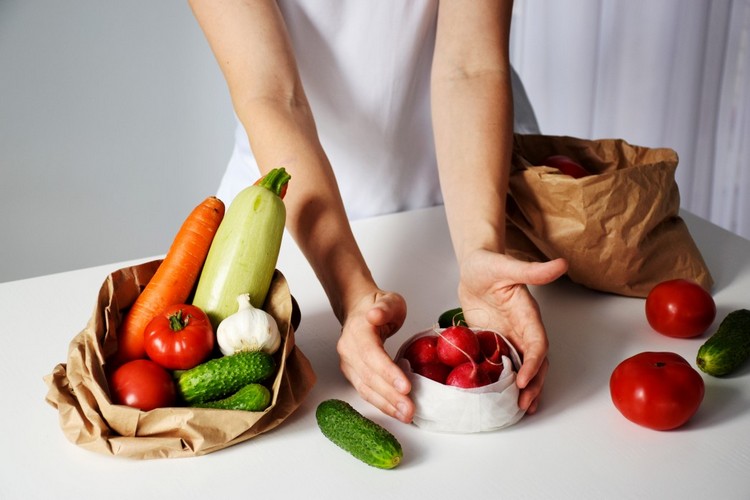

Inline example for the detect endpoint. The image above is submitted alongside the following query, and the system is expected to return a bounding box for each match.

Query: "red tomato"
[645,279,716,338]
[110,359,176,411]
[143,304,214,370]
[609,352,704,431]
[542,154,591,179]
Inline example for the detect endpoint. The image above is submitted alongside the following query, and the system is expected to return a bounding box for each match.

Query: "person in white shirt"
[189,0,567,423]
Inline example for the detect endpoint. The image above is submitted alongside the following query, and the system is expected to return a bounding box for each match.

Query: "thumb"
[496,256,568,287]
[366,292,407,334]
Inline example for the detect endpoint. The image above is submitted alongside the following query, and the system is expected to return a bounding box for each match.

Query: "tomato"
[542,154,591,179]
[143,304,214,370]
[609,352,704,430]
[645,279,716,338]
[110,359,176,411]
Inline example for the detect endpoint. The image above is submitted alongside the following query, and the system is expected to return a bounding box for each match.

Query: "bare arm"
[432,0,513,259]
[188,0,375,320]
[432,0,567,412]
[189,0,413,421]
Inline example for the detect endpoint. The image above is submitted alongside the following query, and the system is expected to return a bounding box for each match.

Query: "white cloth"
[217,0,540,219]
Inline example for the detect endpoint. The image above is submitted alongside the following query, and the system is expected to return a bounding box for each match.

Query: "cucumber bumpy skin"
[178,351,276,404]
[316,399,403,470]
[195,383,271,412]
[697,309,750,376]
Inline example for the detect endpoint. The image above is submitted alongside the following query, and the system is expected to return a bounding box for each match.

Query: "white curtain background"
[510,0,750,240]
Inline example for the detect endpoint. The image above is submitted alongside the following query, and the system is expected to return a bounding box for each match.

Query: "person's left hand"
[457,249,568,414]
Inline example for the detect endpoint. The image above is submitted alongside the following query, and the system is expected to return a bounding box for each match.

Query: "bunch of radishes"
[402,325,515,388]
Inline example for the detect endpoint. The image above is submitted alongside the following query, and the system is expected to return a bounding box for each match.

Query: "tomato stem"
[168,310,189,331]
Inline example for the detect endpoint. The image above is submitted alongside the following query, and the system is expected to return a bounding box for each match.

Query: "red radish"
[476,330,511,363]
[446,361,491,388]
[403,335,439,368]
[479,357,504,383]
[414,362,451,384]
[437,326,481,367]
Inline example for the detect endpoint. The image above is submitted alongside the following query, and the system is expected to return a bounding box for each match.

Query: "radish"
[437,326,481,367]
[476,330,511,363]
[414,362,451,384]
[478,357,504,383]
[403,335,439,368]
[446,361,491,388]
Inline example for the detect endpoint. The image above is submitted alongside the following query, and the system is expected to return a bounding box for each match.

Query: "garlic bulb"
[217,293,281,356]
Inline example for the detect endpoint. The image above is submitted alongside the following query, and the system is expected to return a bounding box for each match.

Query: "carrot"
[114,196,225,364]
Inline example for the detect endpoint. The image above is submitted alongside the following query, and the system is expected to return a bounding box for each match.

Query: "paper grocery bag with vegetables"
[505,134,713,298]
[44,168,316,459]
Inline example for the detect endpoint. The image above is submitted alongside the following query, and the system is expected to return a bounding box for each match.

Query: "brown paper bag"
[44,260,316,459]
[506,134,713,298]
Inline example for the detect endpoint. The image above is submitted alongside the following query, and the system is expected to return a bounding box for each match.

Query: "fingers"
[518,355,549,414]
[338,340,414,422]
[499,256,568,287]
[338,291,412,422]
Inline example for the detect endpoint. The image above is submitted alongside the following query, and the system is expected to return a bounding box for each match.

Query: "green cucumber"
[192,167,290,329]
[178,351,276,404]
[697,309,750,376]
[196,383,271,412]
[438,307,466,328]
[316,399,403,469]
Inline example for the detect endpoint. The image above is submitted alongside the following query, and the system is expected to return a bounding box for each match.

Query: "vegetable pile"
[108,168,291,414]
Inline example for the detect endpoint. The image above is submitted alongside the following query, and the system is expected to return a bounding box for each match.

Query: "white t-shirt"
[217,0,539,219]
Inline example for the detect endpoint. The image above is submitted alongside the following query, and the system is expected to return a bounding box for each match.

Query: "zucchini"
[696,309,750,376]
[316,399,403,469]
[177,351,276,404]
[195,383,271,412]
[192,168,290,329]
[438,307,466,328]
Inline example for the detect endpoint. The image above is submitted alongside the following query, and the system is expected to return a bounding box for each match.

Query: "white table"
[2,206,749,500]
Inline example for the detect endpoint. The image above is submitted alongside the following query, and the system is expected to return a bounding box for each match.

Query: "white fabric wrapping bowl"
[395,328,526,433]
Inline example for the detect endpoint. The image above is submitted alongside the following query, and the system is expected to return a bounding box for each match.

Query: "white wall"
[0,0,235,282]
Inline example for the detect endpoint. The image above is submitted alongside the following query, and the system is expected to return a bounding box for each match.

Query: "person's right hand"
[336,289,414,423]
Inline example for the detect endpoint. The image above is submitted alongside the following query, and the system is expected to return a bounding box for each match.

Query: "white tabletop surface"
[2,205,749,500]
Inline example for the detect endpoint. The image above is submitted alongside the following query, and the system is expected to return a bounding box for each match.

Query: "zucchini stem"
[258,168,291,197]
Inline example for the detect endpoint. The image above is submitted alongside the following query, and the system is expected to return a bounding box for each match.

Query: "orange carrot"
[114,196,225,364]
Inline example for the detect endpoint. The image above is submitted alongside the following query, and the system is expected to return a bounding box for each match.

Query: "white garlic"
[217,293,281,356]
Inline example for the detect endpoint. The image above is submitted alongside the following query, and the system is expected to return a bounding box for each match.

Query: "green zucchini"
[192,168,290,329]
[316,399,403,469]
[177,351,276,404]
[696,309,750,376]
[195,383,271,412]
[438,307,466,328]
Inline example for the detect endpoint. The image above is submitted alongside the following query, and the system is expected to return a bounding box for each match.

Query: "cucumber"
[316,399,403,469]
[696,309,750,376]
[438,307,466,328]
[178,351,276,404]
[193,168,290,329]
[195,383,271,412]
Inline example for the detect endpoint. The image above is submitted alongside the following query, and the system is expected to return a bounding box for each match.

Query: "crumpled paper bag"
[44,260,316,459]
[395,329,525,434]
[505,134,713,297]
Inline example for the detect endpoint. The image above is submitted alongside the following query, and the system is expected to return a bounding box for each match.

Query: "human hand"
[457,250,568,414]
[336,290,413,423]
